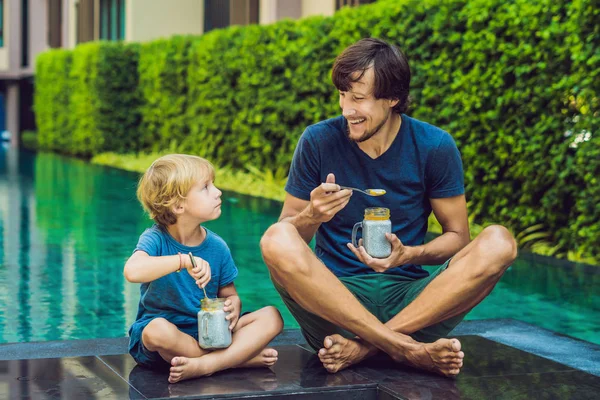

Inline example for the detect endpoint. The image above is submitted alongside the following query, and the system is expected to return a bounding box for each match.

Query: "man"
[260,38,517,377]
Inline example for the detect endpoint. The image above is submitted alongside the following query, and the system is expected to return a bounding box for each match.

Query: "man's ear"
[389,98,399,109]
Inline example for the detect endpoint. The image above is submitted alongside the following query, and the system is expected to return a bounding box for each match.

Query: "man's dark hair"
[332,38,411,114]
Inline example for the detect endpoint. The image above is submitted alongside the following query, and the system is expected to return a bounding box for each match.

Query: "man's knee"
[260,222,305,271]
[142,318,175,351]
[474,225,517,276]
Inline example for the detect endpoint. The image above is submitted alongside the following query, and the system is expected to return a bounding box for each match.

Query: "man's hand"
[187,256,211,289]
[224,296,241,330]
[347,233,421,272]
[303,173,352,223]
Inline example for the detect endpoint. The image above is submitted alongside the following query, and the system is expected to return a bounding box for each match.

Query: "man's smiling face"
[339,68,396,143]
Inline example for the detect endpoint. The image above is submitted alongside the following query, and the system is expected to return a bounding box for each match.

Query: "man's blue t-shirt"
[128,225,238,351]
[285,114,464,279]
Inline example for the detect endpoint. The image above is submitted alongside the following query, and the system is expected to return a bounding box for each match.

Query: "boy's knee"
[142,318,175,350]
[259,306,284,335]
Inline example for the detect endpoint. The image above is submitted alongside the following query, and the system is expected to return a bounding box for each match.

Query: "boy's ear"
[172,201,185,215]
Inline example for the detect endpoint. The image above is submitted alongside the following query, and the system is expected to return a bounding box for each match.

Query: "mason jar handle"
[351,222,362,248]
[201,313,210,340]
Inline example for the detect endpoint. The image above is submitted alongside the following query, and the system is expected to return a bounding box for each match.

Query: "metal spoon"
[188,252,209,299]
[339,186,386,196]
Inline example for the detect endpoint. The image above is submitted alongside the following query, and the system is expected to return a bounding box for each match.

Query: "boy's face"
[181,178,222,222]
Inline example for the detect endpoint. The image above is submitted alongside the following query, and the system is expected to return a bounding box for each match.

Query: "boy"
[125,154,283,383]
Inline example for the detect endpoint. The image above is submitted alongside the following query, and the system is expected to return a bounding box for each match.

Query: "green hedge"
[34,0,598,260]
[36,41,141,156]
[137,36,196,150]
[34,49,72,151]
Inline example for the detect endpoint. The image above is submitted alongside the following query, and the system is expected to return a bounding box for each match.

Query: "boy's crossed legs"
[142,306,283,383]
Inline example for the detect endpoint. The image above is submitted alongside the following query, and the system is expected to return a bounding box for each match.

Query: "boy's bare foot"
[168,356,211,383]
[238,348,279,368]
[318,335,376,373]
[400,338,464,377]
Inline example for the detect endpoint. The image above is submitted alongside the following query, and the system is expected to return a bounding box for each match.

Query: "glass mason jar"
[351,207,392,258]
[197,297,232,349]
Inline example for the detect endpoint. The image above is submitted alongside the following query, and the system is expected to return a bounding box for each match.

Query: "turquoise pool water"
[0,148,598,345]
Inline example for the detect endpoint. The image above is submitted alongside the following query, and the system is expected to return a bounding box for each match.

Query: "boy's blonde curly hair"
[137,154,215,227]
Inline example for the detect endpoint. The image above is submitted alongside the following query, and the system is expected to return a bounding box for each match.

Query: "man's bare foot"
[401,338,464,377]
[169,356,211,383]
[237,348,279,368]
[318,335,377,373]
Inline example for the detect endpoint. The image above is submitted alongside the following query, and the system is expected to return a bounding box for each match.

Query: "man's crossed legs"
[260,223,517,376]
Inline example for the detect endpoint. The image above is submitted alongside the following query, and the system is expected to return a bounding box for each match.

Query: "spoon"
[188,252,209,299]
[339,186,386,196]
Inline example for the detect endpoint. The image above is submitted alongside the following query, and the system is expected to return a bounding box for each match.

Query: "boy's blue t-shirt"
[285,114,464,279]
[128,225,238,348]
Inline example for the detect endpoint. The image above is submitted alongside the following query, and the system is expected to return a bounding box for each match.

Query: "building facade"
[0,0,374,147]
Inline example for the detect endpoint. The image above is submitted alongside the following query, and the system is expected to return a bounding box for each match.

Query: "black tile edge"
[452,319,600,377]
[0,337,129,360]
[518,249,599,272]
[377,385,403,400]
[0,329,306,361]
[271,329,307,346]
[2,320,598,378]
[149,384,380,400]
[94,355,148,399]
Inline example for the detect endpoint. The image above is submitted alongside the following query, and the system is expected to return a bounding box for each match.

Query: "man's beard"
[345,114,389,143]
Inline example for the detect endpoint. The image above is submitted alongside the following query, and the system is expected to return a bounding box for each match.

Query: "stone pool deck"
[0,319,598,399]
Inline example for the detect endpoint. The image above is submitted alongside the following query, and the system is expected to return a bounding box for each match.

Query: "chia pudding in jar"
[352,207,392,258]
[197,297,232,349]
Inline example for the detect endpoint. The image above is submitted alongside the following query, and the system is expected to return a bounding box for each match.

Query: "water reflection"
[0,148,598,345]
[0,149,287,344]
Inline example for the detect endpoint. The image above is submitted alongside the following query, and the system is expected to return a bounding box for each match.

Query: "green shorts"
[272,260,466,351]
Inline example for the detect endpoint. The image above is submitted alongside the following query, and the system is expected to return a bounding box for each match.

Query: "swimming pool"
[0,148,598,345]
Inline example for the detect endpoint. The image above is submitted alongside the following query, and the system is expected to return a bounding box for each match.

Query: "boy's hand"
[224,296,241,330]
[187,256,211,289]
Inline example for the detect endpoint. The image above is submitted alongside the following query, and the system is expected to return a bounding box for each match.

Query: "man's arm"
[279,194,320,244]
[279,173,353,244]
[408,195,470,265]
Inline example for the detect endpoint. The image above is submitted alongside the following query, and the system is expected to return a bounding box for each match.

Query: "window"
[229,0,259,27]
[204,0,230,33]
[22,0,29,66]
[76,0,95,44]
[205,0,258,33]
[100,0,126,41]
[336,0,376,9]
[48,0,62,48]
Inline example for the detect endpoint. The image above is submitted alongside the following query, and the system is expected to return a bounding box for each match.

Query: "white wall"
[29,0,49,73]
[0,0,9,71]
[259,0,302,25]
[126,0,204,43]
[301,0,335,18]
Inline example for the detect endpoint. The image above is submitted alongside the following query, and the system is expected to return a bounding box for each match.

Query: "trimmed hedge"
[137,36,195,150]
[34,49,72,151]
[34,0,598,260]
[36,42,141,156]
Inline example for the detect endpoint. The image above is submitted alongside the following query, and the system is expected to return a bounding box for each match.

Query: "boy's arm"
[218,283,241,330]
[218,282,239,301]
[124,250,189,283]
